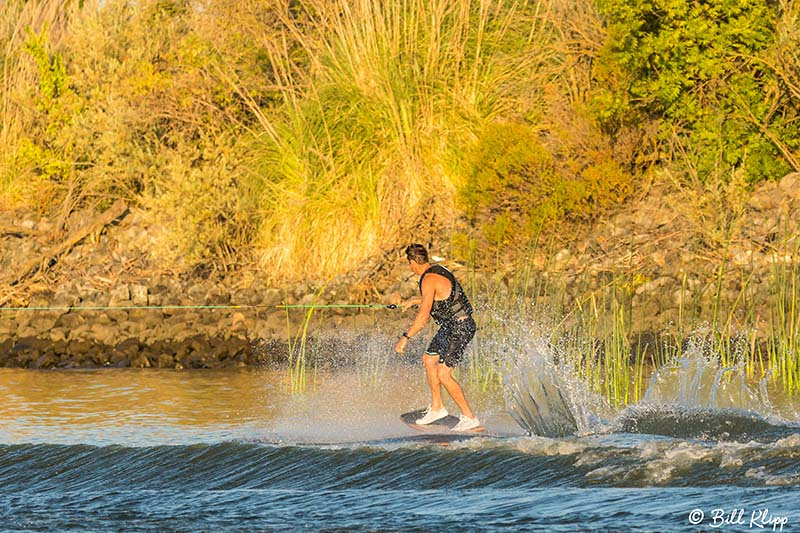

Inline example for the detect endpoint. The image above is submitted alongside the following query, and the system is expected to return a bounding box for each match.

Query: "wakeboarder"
[394,243,480,431]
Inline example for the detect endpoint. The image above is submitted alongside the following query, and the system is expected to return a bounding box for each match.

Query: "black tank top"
[419,265,473,325]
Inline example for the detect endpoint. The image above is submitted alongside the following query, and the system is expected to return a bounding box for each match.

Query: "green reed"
[285,285,330,394]
[568,272,649,406]
[462,274,510,396]
[691,239,800,396]
[764,252,800,395]
[463,232,567,396]
[464,236,800,406]
[285,305,309,394]
[463,254,650,406]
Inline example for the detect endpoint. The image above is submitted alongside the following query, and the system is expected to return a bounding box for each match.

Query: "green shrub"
[461,122,556,230]
[460,122,633,257]
[12,28,80,206]
[594,0,798,184]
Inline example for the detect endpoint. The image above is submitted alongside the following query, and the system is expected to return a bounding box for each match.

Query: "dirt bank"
[1,173,798,368]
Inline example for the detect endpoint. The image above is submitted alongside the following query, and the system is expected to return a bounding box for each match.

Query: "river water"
[1,344,799,532]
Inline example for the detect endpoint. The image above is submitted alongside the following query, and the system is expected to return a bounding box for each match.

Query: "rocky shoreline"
[0,285,412,369]
[1,173,799,369]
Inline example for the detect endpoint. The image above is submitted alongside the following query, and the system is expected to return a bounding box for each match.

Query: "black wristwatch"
[402,332,411,339]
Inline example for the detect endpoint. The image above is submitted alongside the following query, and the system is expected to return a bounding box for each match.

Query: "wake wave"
[2,431,799,491]
[615,403,799,441]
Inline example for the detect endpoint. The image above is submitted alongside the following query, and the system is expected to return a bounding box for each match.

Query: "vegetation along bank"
[1,1,799,379]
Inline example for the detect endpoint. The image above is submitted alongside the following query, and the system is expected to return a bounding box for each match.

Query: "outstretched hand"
[394,336,408,354]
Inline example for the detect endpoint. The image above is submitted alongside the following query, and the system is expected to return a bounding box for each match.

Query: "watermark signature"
[688,508,789,531]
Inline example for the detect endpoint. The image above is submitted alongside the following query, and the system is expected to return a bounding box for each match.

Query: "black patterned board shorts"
[425,316,476,368]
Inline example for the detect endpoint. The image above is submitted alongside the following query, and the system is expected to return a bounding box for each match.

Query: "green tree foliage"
[594,0,799,183]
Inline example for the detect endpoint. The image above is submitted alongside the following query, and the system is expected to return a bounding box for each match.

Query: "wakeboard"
[401,408,486,434]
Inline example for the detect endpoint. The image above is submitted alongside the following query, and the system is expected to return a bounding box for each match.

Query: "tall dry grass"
[4,0,612,278]
[233,0,568,280]
[2,0,797,288]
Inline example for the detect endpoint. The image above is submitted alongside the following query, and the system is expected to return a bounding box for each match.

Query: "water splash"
[500,338,611,437]
[641,337,767,413]
[502,340,576,437]
[496,320,799,440]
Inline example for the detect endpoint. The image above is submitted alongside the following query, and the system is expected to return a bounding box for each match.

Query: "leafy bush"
[460,121,633,256]
[594,0,798,183]
[2,0,265,268]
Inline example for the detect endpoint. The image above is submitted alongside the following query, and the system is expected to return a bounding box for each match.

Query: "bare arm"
[405,277,435,337]
[394,277,436,353]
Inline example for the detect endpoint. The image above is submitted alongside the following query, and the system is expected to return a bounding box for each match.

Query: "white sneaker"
[415,406,448,425]
[452,414,480,432]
